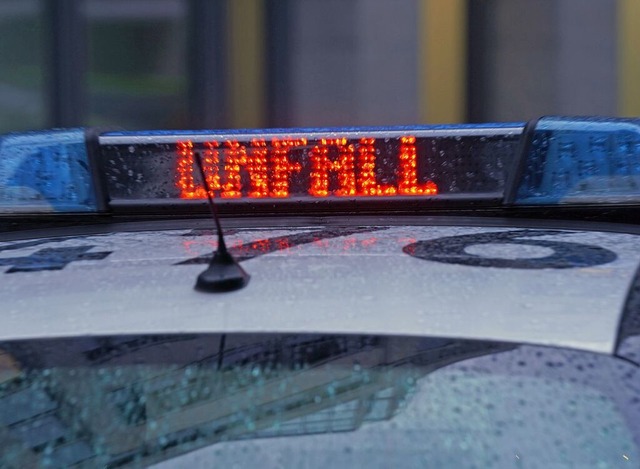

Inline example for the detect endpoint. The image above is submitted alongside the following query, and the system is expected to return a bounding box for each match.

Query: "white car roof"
[1,222,638,354]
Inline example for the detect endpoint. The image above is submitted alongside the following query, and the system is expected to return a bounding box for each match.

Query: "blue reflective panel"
[0,129,97,213]
[515,116,640,204]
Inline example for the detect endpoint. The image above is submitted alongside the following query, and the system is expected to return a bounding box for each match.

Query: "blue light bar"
[511,116,640,204]
[2,117,639,215]
[0,129,98,213]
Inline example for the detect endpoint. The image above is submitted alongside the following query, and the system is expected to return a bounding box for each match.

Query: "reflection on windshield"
[0,334,638,468]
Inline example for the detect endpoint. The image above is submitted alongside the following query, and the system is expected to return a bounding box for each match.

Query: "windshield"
[1,333,638,468]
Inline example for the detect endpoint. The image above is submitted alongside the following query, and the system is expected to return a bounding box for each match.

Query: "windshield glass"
[1,333,638,468]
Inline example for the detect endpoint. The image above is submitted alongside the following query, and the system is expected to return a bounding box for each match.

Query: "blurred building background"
[0,0,638,133]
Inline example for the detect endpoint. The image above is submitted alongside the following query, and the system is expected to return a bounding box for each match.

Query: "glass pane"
[1,334,639,467]
[0,0,45,132]
[86,0,188,129]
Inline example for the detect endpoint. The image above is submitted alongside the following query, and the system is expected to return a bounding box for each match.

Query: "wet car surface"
[2,117,640,467]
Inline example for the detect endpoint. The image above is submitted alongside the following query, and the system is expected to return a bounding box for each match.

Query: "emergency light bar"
[506,116,640,204]
[0,129,98,213]
[1,117,639,214]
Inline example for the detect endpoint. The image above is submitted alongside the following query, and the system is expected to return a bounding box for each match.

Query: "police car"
[0,116,639,467]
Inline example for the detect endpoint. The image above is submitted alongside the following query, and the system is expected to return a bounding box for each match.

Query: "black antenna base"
[195,250,251,293]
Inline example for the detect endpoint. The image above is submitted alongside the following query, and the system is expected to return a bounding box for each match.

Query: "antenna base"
[195,250,251,293]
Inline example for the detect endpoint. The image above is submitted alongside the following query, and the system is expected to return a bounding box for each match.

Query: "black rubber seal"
[503,117,540,205]
[615,262,640,353]
[84,127,113,213]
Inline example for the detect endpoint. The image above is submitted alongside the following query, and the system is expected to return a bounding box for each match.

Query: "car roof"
[2,217,639,354]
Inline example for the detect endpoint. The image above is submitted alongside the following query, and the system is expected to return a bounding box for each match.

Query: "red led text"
[177,136,438,199]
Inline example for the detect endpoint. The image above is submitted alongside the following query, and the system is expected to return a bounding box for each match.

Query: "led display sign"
[100,127,521,202]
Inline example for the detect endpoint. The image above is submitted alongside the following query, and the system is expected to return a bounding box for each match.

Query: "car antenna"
[193,151,250,293]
